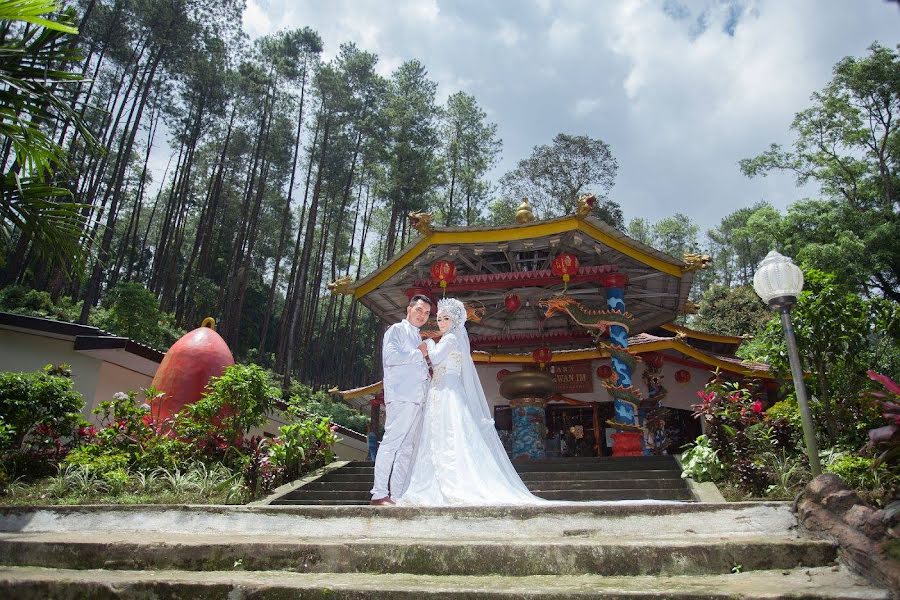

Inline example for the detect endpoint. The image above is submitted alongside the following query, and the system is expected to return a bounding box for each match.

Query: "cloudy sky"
[240,0,898,232]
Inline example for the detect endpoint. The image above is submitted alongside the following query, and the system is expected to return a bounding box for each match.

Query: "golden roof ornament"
[515,197,534,224]
[683,253,712,271]
[327,275,354,295]
[575,194,596,219]
[408,211,433,235]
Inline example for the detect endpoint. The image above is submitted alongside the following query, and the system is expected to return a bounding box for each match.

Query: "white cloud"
[573,97,603,117]
[194,0,900,231]
[495,20,522,47]
[242,0,274,38]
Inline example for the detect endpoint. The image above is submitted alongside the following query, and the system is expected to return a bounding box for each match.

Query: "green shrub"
[0,365,85,451]
[680,435,724,482]
[90,282,183,350]
[287,382,369,433]
[0,285,81,321]
[825,453,891,491]
[269,416,337,483]
[174,364,281,466]
[0,366,86,480]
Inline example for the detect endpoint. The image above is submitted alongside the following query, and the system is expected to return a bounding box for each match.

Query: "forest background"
[0,0,897,399]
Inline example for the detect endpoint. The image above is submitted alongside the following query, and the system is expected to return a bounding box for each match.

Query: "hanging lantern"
[496,369,511,382]
[600,272,629,289]
[504,293,521,313]
[551,253,579,288]
[430,260,457,295]
[643,352,664,369]
[532,346,553,368]
[674,369,691,384]
[596,364,613,379]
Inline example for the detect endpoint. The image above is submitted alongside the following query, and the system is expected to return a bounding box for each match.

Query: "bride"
[396,297,545,506]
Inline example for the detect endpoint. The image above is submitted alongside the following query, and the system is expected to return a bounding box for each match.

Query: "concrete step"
[321,469,684,483]
[0,532,839,576]
[337,457,683,475]
[518,469,683,481]
[0,565,888,599]
[344,456,680,467]
[0,503,803,541]
[299,478,689,492]
[279,488,694,503]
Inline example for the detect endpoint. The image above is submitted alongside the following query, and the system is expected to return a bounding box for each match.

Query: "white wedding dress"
[396,313,545,506]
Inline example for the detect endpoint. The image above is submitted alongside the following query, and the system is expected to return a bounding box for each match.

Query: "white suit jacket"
[382,319,429,404]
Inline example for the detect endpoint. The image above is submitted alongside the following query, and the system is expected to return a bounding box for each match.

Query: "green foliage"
[687,374,809,497]
[0,0,100,271]
[287,382,369,433]
[0,365,84,456]
[740,42,900,300]
[0,285,81,320]
[825,453,893,493]
[692,284,770,337]
[680,435,724,482]
[175,364,281,450]
[269,416,337,482]
[91,282,183,350]
[498,133,619,222]
[739,270,898,449]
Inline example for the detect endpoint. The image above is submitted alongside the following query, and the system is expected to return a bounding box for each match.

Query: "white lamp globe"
[753,250,804,305]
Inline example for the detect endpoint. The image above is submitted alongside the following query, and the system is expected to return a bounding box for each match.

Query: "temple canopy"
[339,212,709,350]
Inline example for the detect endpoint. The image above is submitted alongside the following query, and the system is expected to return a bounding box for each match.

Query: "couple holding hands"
[370,295,542,506]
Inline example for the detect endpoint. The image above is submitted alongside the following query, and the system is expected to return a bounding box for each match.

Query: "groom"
[370,294,431,505]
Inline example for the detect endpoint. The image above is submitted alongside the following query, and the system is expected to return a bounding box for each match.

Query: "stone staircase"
[273,455,693,505]
[0,503,890,598]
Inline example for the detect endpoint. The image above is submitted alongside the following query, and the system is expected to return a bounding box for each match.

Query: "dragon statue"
[540,295,634,338]
[326,275,354,295]
[575,194,596,219]
[682,253,712,272]
[540,294,643,431]
[408,211,433,236]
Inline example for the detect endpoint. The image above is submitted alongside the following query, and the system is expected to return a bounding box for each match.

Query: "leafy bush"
[270,417,337,482]
[680,435,724,482]
[91,282,183,350]
[825,453,892,493]
[0,366,85,480]
[0,285,81,321]
[287,382,369,433]
[174,364,281,465]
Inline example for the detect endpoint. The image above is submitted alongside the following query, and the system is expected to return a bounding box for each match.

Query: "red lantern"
[596,364,613,379]
[430,260,457,289]
[674,369,691,384]
[643,352,664,369]
[496,369,511,382]
[551,253,579,284]
[532,346,553,367]
[504,293,521,313]
[600,272,629,289]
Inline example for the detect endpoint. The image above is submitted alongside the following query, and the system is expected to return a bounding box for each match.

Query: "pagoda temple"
[332,196,774,458]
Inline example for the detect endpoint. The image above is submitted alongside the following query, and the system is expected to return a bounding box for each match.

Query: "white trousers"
[371,400,424,499]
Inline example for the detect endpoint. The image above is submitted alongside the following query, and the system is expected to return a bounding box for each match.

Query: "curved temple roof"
[341,215,702,347]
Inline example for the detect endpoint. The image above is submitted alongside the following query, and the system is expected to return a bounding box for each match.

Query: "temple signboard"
[552,362,593,394]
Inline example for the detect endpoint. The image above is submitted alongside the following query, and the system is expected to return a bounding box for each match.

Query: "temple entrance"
[545,404,601,458]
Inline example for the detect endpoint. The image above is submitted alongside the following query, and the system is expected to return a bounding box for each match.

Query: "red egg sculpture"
[496,369,511,382]
[149,318,235,428]
[596,364,613,379]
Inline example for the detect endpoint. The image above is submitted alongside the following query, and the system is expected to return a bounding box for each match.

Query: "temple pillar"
[602,273,642,457]
[510,396,547,460]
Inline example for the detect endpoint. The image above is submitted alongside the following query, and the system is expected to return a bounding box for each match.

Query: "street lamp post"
[753,251,822,476]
